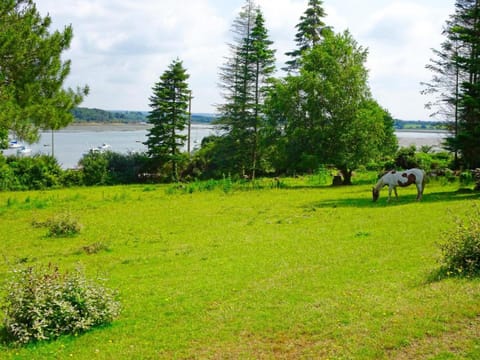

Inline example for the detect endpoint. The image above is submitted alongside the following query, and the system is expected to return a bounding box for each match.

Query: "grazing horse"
[372,168,426,202]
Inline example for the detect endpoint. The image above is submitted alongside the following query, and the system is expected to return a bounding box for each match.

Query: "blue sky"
[34,0,455,120]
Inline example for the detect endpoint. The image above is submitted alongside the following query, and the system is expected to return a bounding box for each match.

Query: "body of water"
[2,125,447,169]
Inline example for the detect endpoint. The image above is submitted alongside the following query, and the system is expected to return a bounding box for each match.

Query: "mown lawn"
[0,177,479,359]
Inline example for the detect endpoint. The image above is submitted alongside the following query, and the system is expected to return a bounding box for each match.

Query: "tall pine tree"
[427,0,480,168]
[284,0,329,72]
[452,0,480,169]
[216,0,276,178]
[144,59,190,182]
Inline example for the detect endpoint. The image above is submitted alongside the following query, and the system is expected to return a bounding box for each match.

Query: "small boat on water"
[16,146,32,156]
[8,140,22,149]
[88,143,111,153]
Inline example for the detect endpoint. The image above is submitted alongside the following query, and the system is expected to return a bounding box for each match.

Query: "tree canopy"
[0,0,88,146]
[267,31,397,183]
[424,0,480,169]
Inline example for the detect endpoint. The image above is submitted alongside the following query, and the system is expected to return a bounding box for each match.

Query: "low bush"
[32,213,82,237]
[79,151,110,186]
[0,154,63,191]
[439,203,480,277]
[1,264,120,344]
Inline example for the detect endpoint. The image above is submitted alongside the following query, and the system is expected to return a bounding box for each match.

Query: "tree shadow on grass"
[305,189,480,209]
[0,326,14,348]
[425,266,480,284]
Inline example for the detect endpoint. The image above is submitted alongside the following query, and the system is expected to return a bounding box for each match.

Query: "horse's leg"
[416,183,422,200]
[387,186,393,202]
[421,174,426,198]
[394,186,398,199]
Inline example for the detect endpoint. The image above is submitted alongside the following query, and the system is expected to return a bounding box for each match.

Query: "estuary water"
[2,124,446,169]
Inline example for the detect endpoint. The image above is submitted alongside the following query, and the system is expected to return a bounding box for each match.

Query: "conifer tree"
[425,0,480,168]
[144,59,190,182]
[216,0,276,178]
[451,0,480,169]
[0,0,88,146]
[284,0,329,72]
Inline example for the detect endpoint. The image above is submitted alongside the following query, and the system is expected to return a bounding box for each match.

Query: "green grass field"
[0,177,479,359]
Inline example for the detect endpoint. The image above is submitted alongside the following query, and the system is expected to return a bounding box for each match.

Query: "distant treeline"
[72,107,447,129]
[71,107,215,124]
[393,119,447,130]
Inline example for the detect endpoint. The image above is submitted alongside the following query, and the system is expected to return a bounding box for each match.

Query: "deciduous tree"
[268,31,397,183]
[0,0,88,146]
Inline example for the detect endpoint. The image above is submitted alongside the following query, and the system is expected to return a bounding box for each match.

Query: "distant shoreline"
[395,128,448,134]
[62,122,151,132]
[58,123,447,150]
[64,122,447,134]
[62,122,213,132]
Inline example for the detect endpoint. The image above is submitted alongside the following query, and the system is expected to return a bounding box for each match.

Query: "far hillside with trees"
[70,107,215,124]
[71,107,443,131]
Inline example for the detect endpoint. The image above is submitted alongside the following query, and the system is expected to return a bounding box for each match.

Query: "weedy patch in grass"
[79,242,111,255]
[32,212,83,237]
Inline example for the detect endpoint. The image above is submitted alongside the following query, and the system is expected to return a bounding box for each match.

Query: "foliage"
[267,31,397,183]
[71,108,147,123]
[70,108,214,124]
[0,0,88,145]
[78,150,149,186]
[425,0,480,169]
[394,146,453,172]
[439,203,480,276]
[216,0,276,179]
[284,0,329,72]
[1,264,120,345]
[104,151,149,184]
[32,212,83,237]
[394,146,420,169]
[394,120,448,130]
[79,151,110,186]
[305,165,332,186]
[61,168,84,187]
[144,59,190,182]
[0,154,63,190]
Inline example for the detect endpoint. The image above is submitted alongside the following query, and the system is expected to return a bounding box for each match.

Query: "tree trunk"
[340,168,353,185]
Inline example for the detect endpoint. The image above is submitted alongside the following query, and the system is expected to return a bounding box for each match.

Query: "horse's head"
[372,187,380,202]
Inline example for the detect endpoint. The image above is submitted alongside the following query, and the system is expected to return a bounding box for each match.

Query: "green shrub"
[79,151,110,185]
[439,203,480,276]
[33,213,83,237]
[104,151,149,184]
[306,166,331,186]
[2,264,120,344]
[1,155,63,191]
[61,168,84,187]
[394,146,418,169]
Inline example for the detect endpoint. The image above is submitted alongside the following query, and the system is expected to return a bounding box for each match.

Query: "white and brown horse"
[372,168,426,202]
